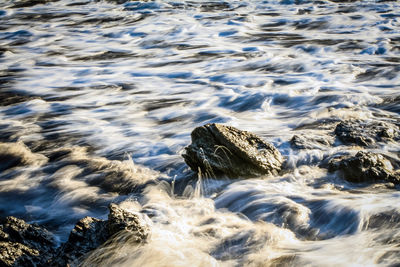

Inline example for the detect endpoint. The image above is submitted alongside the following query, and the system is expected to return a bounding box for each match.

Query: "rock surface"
[0,203,150,267]
[0,216,56,266]
[54,217,108,266]
[290,134,333,150]
[183,123,283,177]
[107,203,149,241]
[334,119,399,147]
[328,151,400,184]
[54,203,149,266]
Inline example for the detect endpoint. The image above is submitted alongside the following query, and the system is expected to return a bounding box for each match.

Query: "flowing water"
[1,0,400,266]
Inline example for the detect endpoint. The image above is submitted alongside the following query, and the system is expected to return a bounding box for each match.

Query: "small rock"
[328,151,400,184]
[334,119,399,147]
[0,216,56,266]
[54,203,149,266]
[182,123,283,178]
[54,217,108,266]
[0,241,39,267]
[107,203,149,241]
[290,134,333,150]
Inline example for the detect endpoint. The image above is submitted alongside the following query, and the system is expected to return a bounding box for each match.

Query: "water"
[1,0,400,265]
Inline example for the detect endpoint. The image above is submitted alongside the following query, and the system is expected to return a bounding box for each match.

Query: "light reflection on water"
[0,0,400,265]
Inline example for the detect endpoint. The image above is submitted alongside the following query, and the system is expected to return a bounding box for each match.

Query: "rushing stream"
[1,0,400,266]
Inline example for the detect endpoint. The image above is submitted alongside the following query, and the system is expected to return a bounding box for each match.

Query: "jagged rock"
[182,123,283,177]
[107,203,149,241]
[290,134,333,150]
[328,151,400,184]
[335,120,399,147]
[0,216,56,266]
[54,217,108,266]
[54,203,149,266]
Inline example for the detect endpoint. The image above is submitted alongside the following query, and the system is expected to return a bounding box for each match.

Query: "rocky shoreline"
[1,204,150,266]
[1,120,400,266]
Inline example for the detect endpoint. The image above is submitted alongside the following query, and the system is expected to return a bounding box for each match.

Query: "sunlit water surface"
[1,0,400,266]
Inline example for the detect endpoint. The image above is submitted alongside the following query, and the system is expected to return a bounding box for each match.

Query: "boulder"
[335,119,399,147]
[54,203,149,266]
[0,216,56,266]
[182,123,283,177]
[54,217,108,266]
[107,203,149,241]
[328,151,400,184]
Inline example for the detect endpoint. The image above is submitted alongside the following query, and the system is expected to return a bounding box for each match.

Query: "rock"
[107,203,149,241]
[328,151,400,184]
[54,203,149,266]
[335,119,399,147]
[0,241,39,266]
[0,216,56,266]
[182,123,283,177]
[290,134,333,150]
[54,217,108,266]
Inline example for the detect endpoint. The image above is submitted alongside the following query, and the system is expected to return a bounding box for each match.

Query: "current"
[0,0,400,266]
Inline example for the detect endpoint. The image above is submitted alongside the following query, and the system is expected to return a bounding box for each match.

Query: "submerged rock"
[290,134,333,150]
[328,151,400,184]
[183,123,283,177]
[0,216,56,266]
[335,119,399,147]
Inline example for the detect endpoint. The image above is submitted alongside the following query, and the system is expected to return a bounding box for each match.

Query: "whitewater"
[0,0,400,266]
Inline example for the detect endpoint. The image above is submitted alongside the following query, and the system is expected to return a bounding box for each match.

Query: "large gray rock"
[0,216,56,266]
[335,119,399,147]
[183,124,283,177]
[328,151,400,184]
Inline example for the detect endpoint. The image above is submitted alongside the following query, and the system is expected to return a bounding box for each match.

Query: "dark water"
[1,0,400,265]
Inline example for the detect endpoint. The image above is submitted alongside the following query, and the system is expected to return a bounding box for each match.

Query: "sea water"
[0,0,400,266]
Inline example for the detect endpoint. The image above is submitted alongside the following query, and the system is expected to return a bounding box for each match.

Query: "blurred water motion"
[0,0,400,265]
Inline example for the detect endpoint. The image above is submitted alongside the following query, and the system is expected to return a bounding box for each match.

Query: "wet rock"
[182,123,283,178]
[0,216,56,266]
[107,203,149,240]
[54,203,149,266]
[290,134,333,150]
[54,217,108,266]
[335,119,399,147]
[328,151,400,184]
